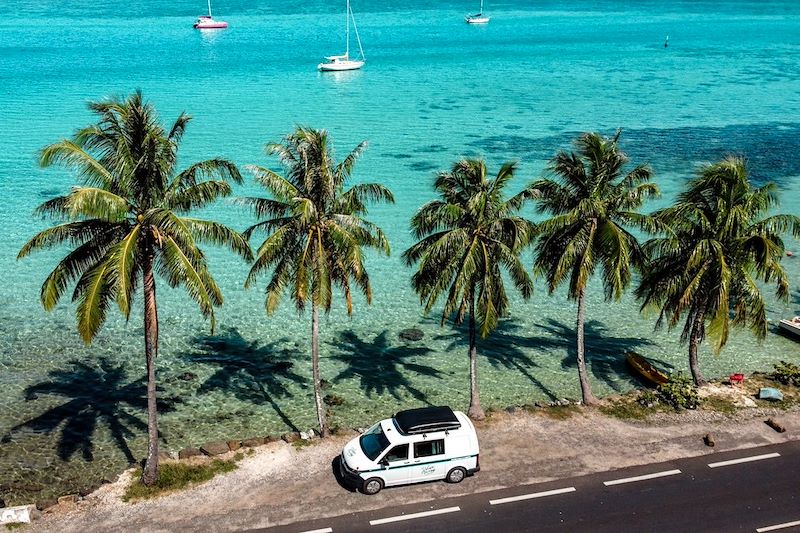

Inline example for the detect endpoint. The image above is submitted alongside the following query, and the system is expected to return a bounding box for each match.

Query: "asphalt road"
[259,440,800,533]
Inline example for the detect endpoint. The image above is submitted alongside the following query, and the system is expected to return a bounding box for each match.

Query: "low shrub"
[637,390,660,408]
[658,372,699,410]
[123,460,237,502]
[772,361,800,386]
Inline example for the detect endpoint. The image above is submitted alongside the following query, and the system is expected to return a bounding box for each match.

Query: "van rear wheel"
[362,477,384,495]
[446,467,466,483]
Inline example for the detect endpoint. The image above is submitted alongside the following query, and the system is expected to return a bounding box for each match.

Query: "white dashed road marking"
[298,528,333,533]
[708,452,780,468]
[369,506,461,526]
[489,486,577,505]
[603,469,682,486]
[756,519,800,532]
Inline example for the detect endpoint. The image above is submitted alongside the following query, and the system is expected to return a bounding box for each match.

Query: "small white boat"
[465,0,490,24]
[319,0,365,72]
[194,0,228,29]
[779,317,800,337]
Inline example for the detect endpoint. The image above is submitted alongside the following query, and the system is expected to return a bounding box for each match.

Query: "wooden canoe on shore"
[626,352,670,386]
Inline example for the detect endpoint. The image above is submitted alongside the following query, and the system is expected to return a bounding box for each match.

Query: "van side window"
[414,439,445,458]
[383,444,409,463]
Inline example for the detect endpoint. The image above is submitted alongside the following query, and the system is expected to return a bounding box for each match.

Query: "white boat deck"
[778,317,800,337]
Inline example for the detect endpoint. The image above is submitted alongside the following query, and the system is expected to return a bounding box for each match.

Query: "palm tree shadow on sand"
[434,319,560,402]
[329,330,443,405]
[181,327,307,432]
[533,318,665,391]
[3,358,180,463]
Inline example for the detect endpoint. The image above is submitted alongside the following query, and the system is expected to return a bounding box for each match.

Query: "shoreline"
[8,372,799,529]
[3,325,798,508]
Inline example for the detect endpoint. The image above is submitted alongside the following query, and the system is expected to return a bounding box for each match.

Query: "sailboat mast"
[480,0,484,13]
[345,0,351,58]
[207,0,212,17]
[350,2,365,60]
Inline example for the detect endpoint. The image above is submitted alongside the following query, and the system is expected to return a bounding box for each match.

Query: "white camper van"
[338,406,480,495]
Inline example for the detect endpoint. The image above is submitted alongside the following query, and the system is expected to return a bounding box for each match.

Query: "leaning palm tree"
[531,132,659,405]
[403,159,535,420]
[17,91,252,485]
[636,156,799,385]
[243,126,393,437]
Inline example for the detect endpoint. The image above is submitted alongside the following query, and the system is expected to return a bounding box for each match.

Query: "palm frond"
[180,217,253,261]
[73,257,117,344]
[39,140,116,190]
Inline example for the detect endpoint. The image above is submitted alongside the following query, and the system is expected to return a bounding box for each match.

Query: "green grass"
[599,400,655,421]
[539,404,581,420]
[701,396,739,415]
[123,460,237,502]
[5,524,24,531]
[292,438,315,450]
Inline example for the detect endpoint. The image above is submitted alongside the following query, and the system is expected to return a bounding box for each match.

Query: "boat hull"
[626,352,670,386]
[318,60,364,71]
[466,16,490,24]
[194,16,228,29]
[195,22,228,29]
[779,319,800,337]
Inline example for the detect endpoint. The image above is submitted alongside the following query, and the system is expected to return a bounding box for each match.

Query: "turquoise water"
[1,0,800,503]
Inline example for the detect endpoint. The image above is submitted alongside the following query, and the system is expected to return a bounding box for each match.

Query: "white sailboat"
[465,0,490,24]
[194,0,228,29]
[318,0,365,71]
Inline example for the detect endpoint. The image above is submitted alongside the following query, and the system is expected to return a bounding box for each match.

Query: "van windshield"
[359,423,390,461]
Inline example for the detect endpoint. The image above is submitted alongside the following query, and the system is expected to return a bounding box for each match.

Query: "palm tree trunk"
[141,244,160,486]
[688,308,707,386]
[467,293,485,420]
[576,286,598,406]
[311,302,329,437]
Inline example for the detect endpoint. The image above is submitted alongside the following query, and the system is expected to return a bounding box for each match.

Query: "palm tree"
[636,156,799,385]
[242,126,393,437]
[531,132,659,405]
[403,159,535,420]
[17,92,252,485]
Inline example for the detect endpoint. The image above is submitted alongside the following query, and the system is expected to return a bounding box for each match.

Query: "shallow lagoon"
[1,0,799,503]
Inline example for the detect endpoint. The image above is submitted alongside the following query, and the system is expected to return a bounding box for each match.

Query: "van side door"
[408,438,447,483]
[377,444,410,487]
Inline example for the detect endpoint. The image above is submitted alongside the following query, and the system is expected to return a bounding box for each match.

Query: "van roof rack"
[393,406,461,435]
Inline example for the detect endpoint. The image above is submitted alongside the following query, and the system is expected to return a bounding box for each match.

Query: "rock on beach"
[200,441,230,456]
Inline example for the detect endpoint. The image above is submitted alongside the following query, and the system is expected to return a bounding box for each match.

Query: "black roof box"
[393,406,461,435]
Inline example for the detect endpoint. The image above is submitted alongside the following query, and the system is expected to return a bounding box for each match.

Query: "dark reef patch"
[408,161,439,172]
[467,123,800,185]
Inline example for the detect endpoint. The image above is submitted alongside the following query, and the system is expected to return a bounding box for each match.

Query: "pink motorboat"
[194,1,228,29]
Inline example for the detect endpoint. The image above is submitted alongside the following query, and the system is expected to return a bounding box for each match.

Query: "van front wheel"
[446,467,466,484]
[362,477,384,495]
